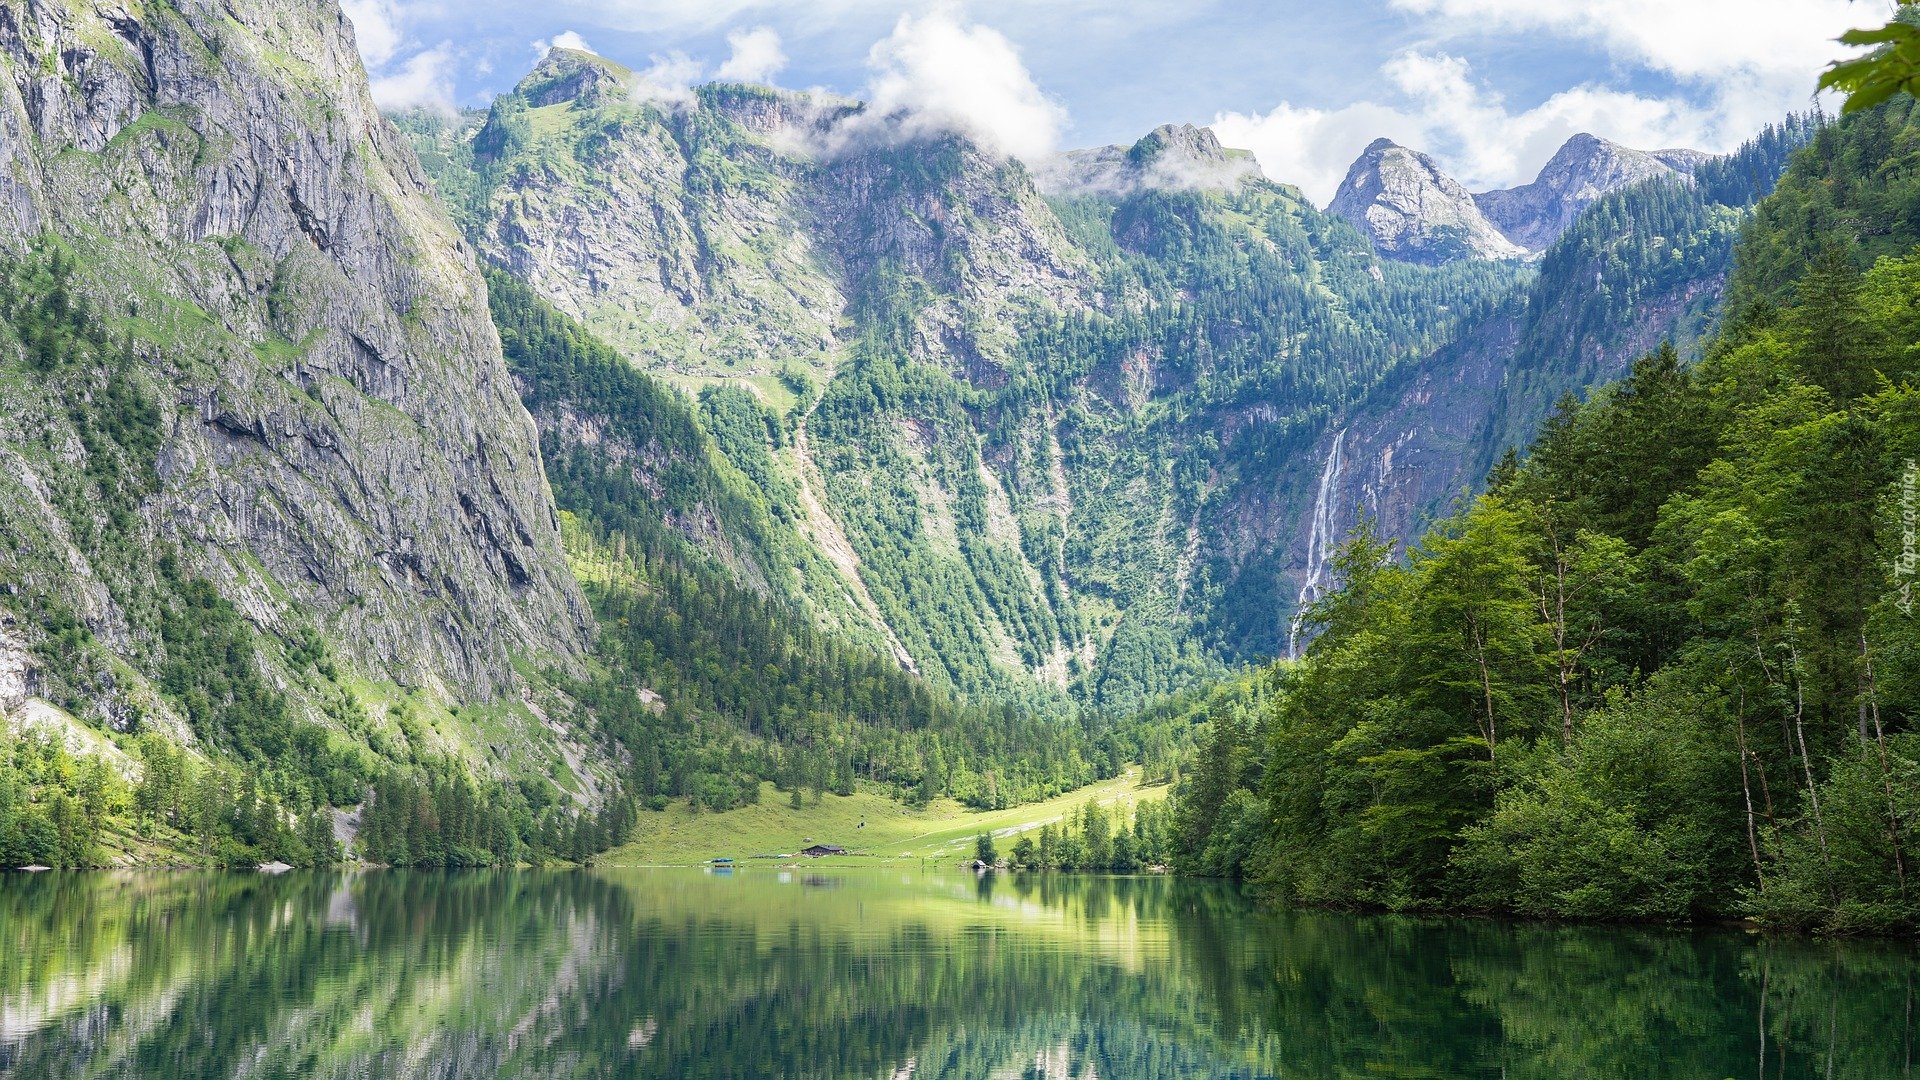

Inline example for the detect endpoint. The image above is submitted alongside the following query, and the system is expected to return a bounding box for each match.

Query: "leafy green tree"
[975,831,998,866]
[1820,2,1920,113]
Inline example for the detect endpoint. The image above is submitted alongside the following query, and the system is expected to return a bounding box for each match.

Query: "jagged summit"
[1326,139,1527,264]
[1330,132,1707,263]
[512,47,634,108]
[1033,123,1259,197]
[1474,133,1700,251]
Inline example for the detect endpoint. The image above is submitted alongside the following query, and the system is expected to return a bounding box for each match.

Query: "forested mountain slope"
[1281,119,1817,634]
[402,57,1539,711]
[488,270,1113,809]
[1173,98,1920,934]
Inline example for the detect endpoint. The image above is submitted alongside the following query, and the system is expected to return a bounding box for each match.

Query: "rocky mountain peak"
[1032,122,1257,197]
[514,47,633,109]
[1327,139,1527,264]
[1330,132,1710,262]
[1474,132,1699,251]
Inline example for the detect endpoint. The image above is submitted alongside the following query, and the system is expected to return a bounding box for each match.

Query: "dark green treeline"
[1169,98,1920,934]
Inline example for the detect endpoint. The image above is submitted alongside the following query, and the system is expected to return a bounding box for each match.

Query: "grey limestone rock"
[1327,138,1528,264]
[0,0,590,726]
[1475,133,1697,252]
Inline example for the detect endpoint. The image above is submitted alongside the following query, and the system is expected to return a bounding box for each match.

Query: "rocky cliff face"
[1327,138,1528,264]
[408,49,1786,709]
[471,53,1092,385]
[476,56,850,378]
[1330,132,1708,263]
[1475,134,1699,251]
[0,1,589,764]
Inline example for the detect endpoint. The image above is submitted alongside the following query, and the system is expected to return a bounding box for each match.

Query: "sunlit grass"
[601,768,1168,866]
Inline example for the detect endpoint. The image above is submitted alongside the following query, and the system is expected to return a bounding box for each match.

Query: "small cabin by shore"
[799,844,846,858]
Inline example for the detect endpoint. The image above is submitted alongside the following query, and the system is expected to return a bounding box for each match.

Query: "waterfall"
[1289,429,1345,660]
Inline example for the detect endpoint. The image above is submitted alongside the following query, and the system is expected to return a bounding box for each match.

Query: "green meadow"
[601,768,1167,866]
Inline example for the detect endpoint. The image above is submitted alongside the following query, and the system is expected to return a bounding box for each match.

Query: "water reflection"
[0,868,1913,1078]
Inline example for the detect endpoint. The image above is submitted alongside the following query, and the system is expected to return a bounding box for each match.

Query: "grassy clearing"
[601,767,1168,867]
[662,373,803,415]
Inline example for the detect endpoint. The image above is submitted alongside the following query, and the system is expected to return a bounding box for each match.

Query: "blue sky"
[343,0,1876,203]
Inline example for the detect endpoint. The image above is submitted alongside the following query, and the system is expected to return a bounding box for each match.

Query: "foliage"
[489,268,1117,811]
[1005,797,1177,873]
[1820,3,1920,113]
[1176,99,1920,931]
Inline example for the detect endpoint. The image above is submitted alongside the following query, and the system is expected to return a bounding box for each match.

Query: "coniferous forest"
[1167,96,1920,933]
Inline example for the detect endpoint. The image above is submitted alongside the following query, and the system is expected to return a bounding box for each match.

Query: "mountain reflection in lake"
[0,868,1914,1078]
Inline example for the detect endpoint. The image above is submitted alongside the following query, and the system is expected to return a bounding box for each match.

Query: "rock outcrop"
[1475,133,1701,252]
[1327,138,1528,264]
[0,1,590,738]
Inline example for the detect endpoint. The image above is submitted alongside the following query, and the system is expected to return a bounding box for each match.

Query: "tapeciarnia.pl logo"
[1899,460,1917,616]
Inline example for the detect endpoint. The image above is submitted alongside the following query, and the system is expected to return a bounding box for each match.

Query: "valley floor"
[599,768,1166,867]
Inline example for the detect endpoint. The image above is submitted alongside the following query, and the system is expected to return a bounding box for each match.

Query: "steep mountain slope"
[465,50,1093,385]
[406,59,1529,711]
[0,1,598,805]
[1331,132,1713,263]
[1327,138,1527,264]
[1474,134,1704,251]
[1275,117,1816,623]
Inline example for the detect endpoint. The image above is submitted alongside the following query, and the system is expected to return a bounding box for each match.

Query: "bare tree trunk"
[1788,641,1833,874]
[1471,615,1498,765]
[1736,695,1767,890]
[1863,630,1908,899]
[1535,522,1577,749]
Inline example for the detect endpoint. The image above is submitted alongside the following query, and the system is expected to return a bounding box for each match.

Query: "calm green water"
[0,868,1914,1078]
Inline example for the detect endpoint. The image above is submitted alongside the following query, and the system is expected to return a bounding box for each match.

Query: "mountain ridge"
[1326,137,1529,264]
[1329,131,1712,263]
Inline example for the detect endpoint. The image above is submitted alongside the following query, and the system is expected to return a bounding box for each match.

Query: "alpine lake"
[1,866,1915,1077]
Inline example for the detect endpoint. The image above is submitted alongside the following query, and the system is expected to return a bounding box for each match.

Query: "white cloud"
[714,26,787,84]
[1389,0,1860,84]
[630,51,705,107]
[839,12,1066,161]
[1211,0,1868,207]
[341,0,405,68]
[549,0,1182,35]
[531,29,596,56]
[1215,37,1830,206]
[530,30,595,61]
[368,42,460,114]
